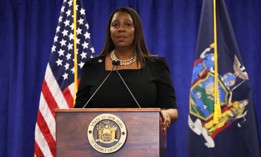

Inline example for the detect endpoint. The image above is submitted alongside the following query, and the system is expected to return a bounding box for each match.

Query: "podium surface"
[55,108,166,157]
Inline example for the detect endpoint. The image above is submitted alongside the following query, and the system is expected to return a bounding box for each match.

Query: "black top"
[74,55,177,109]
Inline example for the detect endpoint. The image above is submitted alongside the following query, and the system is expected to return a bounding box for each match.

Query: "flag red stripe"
[34,141,44,157]
[37,111,56,157]
[62,87,74,108]
[42,80,59,117]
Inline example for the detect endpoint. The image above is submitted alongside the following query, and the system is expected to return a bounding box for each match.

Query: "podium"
[55,108,166,157]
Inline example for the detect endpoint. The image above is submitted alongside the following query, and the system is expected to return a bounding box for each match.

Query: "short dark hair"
[99,7,153,66]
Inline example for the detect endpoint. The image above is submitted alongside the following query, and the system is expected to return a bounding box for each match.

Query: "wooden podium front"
[55,108,166,157]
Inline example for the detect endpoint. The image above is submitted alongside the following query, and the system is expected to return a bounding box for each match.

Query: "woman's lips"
[117,35,127,39]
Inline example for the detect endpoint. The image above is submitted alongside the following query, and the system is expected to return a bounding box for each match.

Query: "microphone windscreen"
[112,60,120,66]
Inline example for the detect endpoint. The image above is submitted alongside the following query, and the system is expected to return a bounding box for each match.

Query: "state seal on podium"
[87,113,127,153]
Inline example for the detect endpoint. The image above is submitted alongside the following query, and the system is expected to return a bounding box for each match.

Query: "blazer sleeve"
[74,58,97,108]
[154,57,178,109]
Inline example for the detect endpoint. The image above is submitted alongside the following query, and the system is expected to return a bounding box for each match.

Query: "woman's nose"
[118,25,126,32]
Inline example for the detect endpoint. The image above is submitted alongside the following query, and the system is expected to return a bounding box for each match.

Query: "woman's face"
[110,11,135,49]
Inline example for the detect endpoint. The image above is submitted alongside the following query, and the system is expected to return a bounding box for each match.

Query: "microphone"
[82,60,117,108]
[114,63,141,108]
[112,60,120,66]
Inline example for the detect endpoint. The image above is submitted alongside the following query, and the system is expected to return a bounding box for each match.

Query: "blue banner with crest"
[188,0,261,156]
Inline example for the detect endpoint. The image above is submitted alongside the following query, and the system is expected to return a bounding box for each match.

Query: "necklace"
[110,50,137,66]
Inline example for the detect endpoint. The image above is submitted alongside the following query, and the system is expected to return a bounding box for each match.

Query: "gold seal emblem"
[87,114,127,153]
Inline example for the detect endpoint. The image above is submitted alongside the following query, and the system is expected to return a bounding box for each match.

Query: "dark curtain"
[0,0,260,157]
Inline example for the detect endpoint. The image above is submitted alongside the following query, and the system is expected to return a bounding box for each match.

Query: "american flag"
[34,0,95,156]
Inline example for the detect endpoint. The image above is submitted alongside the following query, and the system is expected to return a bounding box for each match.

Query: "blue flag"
[188,0,261,156]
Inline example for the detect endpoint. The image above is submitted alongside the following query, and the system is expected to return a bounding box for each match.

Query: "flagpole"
[213,0,221,124]
[73,0,78,104]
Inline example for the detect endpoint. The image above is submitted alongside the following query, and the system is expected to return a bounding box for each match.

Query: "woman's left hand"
[160,109,178,132]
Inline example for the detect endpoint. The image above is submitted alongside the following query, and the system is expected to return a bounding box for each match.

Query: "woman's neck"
[114,48,135,60]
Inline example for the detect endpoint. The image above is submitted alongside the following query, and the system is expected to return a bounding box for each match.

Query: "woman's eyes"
[111,22,133,27]
[111,23,119,27]
[125,23,132,26]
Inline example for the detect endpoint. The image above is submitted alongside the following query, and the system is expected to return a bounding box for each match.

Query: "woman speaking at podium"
[74,7,178,130]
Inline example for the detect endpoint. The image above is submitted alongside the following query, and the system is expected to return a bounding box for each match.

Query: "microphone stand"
[114,60,141,108]
[82,62,117,108]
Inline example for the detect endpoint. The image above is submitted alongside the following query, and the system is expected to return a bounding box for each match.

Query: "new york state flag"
[188,0,261,157]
